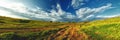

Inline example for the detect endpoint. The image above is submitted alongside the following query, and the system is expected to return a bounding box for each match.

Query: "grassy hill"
[0,16,120,40]
[81,17,120,40]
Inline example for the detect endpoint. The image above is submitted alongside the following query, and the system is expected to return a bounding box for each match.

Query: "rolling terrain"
[0,16,120,40]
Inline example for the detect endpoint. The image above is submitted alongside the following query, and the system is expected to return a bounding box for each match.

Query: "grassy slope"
[0,16,68,40]
[0,16,66,28]
[0,16,120,40]
[81,17,120,40]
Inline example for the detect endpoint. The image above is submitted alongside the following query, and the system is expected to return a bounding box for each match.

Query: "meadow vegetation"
[0,16,120,40]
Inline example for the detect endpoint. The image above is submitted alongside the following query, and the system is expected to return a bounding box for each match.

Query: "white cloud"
[0,1,28,19]
[76,4,112,21]
[97,14,120,18]
[72,0,84,9]
[0,0,113,22]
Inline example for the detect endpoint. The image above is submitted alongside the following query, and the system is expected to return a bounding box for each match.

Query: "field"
[0,16,120,40]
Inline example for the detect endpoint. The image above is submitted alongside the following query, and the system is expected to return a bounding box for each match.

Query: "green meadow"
[0,16,120,40]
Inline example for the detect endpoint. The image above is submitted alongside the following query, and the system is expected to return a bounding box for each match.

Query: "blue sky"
[0,0,120,22]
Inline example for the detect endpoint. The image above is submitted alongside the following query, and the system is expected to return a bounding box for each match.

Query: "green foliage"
[1,16,120,40]
[13,20,31,23]
[0,16,67,40]
[0,32,16,40]
[0,28,61,40]
[0,16,66,28]
[81,17,120,40]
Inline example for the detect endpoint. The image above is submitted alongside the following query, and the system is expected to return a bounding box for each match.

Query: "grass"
[81,17,120,40]
[0,16,120,40]
[0,16,66,28]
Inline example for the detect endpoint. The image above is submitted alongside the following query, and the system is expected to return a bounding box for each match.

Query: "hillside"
[0,16,120,40]
[81,17,120,40]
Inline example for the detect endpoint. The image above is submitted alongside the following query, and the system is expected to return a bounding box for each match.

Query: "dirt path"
[49,23,89,40]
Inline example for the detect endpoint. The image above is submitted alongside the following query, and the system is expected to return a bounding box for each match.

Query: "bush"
[13,20,31,23]
[0,21,5,23]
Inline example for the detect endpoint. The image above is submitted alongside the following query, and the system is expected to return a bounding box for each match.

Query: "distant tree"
[50,21,53,23]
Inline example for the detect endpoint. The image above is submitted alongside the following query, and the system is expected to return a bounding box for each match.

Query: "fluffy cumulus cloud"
[0,0,113,22]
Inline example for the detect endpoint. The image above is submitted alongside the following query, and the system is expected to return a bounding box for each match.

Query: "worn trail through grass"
[0,23,90,40]
[48,23,89,40]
